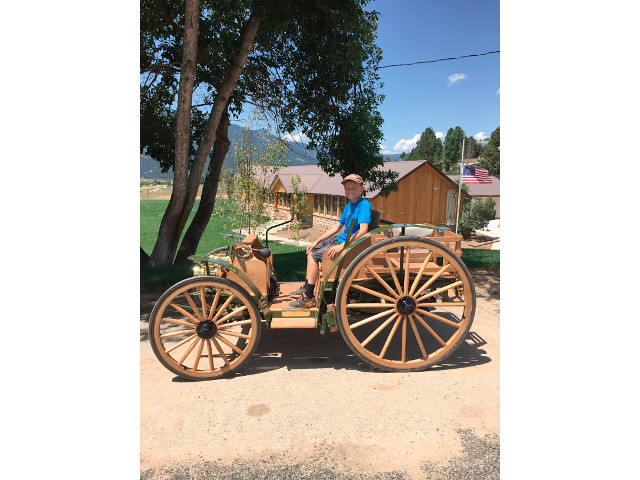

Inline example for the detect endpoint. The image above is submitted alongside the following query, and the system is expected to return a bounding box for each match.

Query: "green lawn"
[460,248,500,270]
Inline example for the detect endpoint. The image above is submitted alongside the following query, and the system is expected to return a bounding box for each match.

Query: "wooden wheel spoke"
[415,308,463,328]
[363,264,400,299]
[161,317,198,328]
[413,264,452,298]
[215,305,248,325]
[165,333,198,353]
[409,315,428,359]
[350,309,396,329]
[379,315,402,359]
[207,288,222,320]
[361,313,398,347]
[416,302,466,308]
[210,294,236,323]
[211,337,231,366]
[403,247,411,295]
[413,315,447,347]
[383,251,403,294]
[217,319,253,329]
[192,338,206,370]
[199,286,208,319]
[350,284,396,303]
[346,303,395,309]
[217,330,251,339]
[167,303,200,325]
[183,290,204,321]
[205,339,215,370]
[216,334,244,355]
[416,280,463,303]
[409,252,433,296]
[178,337,201,365]
[401,316,408,362]
[160,328,196,338]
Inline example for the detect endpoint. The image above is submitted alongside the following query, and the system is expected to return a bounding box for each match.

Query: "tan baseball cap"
[341,173,364,184]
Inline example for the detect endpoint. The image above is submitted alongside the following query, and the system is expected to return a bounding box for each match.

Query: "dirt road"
[140,270,499,479]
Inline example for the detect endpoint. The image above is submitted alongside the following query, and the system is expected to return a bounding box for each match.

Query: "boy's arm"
[351,223,369,241]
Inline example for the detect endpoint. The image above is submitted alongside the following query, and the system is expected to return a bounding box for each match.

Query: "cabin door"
[446,188,458,225]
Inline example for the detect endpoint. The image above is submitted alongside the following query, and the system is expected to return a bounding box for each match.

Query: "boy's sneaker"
[289,285,306,296]
[289,295,316,308]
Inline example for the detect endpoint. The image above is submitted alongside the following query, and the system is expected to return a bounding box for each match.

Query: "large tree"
[141,0,395,266]
[481,126,500,177]
[442,126,466,172]
[405,127,442,163]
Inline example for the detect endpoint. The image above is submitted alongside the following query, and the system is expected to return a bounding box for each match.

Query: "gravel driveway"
[140,270,500,479]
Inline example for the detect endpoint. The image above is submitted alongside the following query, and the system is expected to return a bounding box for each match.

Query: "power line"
[376,50,499,69]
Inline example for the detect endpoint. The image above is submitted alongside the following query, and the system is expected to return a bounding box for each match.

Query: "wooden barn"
[265,160,471,230]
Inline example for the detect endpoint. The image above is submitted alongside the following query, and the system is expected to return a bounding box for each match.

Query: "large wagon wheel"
[149,277,262,380]
[335,236,475,372]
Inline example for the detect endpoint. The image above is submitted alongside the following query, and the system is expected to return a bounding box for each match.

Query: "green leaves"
[480,127,500,178]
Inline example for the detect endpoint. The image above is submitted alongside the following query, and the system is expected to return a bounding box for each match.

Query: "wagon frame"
[149,211,476,380]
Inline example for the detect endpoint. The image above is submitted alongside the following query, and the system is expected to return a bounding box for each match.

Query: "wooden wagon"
[148,211,476,380]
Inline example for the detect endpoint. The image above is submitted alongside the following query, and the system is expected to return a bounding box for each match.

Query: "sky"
[370,0,500,154]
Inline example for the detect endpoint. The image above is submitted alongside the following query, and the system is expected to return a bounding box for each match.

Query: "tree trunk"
[177,12,262,233]
[140,247,151,266]
[174,109,231,264]
[149,11,261,266]
[149,0,201,266]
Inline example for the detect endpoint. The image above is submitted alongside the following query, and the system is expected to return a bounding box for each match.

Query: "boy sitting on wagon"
[289,173,372,308]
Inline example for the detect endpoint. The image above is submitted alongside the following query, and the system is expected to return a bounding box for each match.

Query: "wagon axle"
[396,296,417,315]
[196,319,217,339]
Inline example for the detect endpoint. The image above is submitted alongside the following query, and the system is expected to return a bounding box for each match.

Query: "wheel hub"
[396,296,416,315]
[196,319,217,339]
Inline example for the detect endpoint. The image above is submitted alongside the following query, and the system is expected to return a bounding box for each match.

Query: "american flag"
[462,166,491,184]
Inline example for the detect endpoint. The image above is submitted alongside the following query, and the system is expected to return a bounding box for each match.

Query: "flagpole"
[455,137,465,234]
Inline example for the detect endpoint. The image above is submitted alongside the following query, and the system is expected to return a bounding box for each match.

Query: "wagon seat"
[224,234,273,296]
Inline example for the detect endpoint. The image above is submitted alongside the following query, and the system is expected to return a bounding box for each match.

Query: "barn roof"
[269,160,467,198]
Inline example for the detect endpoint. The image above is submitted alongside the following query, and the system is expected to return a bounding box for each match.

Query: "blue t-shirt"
[336,197,372,243]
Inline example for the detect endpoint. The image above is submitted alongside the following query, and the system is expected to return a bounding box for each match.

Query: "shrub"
[457,198,496,239]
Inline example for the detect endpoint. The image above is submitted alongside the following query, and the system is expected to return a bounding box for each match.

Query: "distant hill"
[140,124,318,179]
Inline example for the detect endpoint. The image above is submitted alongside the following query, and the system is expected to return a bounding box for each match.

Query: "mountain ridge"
[140,124,403,178]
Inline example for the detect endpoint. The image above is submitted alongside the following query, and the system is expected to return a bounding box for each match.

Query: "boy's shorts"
[310,237,340,262]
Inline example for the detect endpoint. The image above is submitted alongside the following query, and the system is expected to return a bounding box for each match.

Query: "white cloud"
[447,73,468,86]
[435,131,445,140]
[473,132,486,141]
[496,87,500,95]
[282,132,309,143]
[393,134,421,152]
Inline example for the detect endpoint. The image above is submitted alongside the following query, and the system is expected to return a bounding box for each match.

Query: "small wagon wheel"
[149,276,262,380]
[335,236,475,372]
